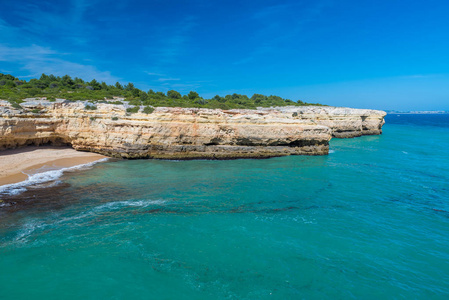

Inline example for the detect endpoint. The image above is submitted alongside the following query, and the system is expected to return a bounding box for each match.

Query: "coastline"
[386,112,449,114]
[0,105,386,159]
[0,146,107,186]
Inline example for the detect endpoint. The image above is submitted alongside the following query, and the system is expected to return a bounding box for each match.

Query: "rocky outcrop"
[0,103,386,159]
[269,106,386,138]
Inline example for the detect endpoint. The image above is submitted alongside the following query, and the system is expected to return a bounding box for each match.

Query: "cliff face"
[0,104,386,159]
[269,106,386,138]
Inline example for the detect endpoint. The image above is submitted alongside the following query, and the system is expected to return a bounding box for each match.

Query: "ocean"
[1,114,449,299]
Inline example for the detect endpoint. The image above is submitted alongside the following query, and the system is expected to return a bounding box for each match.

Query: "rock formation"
[0,103,386,159]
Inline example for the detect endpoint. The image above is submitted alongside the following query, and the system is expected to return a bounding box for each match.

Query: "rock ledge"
[0,104,386,159]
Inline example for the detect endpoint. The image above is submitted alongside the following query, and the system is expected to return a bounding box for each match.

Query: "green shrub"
[126,106,139,113]
[128,99,142,106]
[10,102,22,109]
[111,116,119,121]
[143,106,154,114]
[85,104,97,110]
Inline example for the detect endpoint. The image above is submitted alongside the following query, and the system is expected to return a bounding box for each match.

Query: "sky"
[0,0,448,110]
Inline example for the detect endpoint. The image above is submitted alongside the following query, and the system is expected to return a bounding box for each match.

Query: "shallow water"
[1,114,449,299]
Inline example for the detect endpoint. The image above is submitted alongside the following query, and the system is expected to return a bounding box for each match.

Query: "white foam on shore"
[0,158,109,196]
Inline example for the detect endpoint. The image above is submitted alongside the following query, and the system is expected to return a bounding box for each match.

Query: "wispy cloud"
[157,77,180,82]
[144,71,165,76]
[71,0,96,22]
[234,1,330,65]
[401,74,432,79]
[140,15,199,90]
[233,45,274,65]
[12,0,96,45]
[0,18,20,41]
[0,11,117,82]
[145,16,197,64]
[0,44,119,83]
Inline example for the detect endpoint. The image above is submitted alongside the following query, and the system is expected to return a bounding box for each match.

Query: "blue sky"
[0,0,448,110]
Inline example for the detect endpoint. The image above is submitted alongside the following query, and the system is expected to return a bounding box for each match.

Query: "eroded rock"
[0,104,386,159]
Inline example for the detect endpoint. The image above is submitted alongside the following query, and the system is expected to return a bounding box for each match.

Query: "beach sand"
[0,146,107,186]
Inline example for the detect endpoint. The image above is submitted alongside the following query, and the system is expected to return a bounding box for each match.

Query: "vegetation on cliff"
[0,73,324,109]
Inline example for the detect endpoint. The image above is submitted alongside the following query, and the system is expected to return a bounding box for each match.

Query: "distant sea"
[1,114,449,299]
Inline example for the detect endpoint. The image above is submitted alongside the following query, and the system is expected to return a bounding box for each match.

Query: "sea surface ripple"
[1,114,448,299]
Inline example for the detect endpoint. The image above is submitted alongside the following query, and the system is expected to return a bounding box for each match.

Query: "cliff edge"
[0,103,386,159]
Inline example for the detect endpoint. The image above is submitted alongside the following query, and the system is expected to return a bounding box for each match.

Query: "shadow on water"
[0,177,340,230]
[0,183,73,213]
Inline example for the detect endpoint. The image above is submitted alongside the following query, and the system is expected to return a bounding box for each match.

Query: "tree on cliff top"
[167,90,182,99]
[0,72,325,109]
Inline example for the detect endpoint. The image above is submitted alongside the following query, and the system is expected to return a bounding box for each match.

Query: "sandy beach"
[0,146,107,186]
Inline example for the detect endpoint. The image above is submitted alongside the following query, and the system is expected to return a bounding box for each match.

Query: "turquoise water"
[1,114,449,299]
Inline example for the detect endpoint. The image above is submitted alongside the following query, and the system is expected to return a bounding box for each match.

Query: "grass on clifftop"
[0,72,325,110]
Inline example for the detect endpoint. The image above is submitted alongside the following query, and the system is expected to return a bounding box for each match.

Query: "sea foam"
[0,158,109,196]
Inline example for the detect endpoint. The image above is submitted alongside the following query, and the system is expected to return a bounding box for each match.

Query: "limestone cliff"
[270,106,386,138]
[0,103,386,159]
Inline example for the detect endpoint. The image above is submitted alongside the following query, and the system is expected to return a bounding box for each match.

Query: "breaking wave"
[0,158,109,196]
[6,198,167,245]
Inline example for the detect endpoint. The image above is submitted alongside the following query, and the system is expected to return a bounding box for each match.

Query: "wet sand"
[0,146,107,186]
